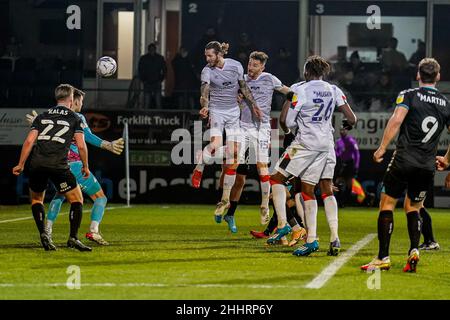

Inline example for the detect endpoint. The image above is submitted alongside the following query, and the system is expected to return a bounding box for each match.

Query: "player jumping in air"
[219,51,291,233]
[190,41,262,222]
[13,84,92,251]
[268,55,356,256]
[361,58,450,272]
[26,88,124,245]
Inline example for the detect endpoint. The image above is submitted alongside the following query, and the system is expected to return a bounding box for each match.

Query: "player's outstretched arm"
[12,130,38,176]
[238,80,262,120]
[101,138,124,155]
[280,93,295,133]
[199,82,209,119]
[74,132,90,178]
[373,106,408,163]
[276,85,291,95]
[25,110,38,126]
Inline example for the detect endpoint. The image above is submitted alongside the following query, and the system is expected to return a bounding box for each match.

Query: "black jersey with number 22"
[394,87,450,170]
[29,105,84,170]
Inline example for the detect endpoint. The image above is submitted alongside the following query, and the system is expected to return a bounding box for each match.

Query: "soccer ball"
[96,56,117,77]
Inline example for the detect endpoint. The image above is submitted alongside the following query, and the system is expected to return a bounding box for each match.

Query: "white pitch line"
[305,233,377,289]
[0,206,128,224]
[0,283,305,289]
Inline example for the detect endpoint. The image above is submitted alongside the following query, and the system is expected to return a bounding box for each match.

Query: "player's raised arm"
[74,132,90,178]
[238,79,262,120]
[82,122,124,155]
[279,91,296,133]
[275,85,291,95]
[12,129,39,176]
[374,106,409,163]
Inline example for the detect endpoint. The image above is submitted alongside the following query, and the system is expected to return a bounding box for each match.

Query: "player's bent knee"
[94,196,107,208]
[65,187,84,204]
[270,173,286,185]
[31,199,44,206]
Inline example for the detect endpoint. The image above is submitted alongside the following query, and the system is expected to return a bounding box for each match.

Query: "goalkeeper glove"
[342,119,353,130]
[101,138,125,155]
[25,110,38,126]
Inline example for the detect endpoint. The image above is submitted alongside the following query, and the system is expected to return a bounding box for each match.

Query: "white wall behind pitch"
[320,15,426,61]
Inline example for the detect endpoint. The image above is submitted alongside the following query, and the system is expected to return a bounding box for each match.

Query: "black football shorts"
[381,159,434,203]
[29,167,78,194]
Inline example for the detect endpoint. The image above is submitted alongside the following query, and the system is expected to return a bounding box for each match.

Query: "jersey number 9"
[421,116,438,143]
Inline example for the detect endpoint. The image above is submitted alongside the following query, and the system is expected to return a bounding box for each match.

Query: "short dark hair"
[55,84,74,101]
[249,51,269,64]
[304,55,331,79]
[148,43,156,51]
[419,58,440,83]
[73,88,85,101]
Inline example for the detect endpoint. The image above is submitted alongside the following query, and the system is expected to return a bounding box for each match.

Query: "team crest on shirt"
[290,94,298,108]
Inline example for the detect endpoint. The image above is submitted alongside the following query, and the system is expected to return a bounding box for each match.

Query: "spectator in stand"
[271,47,299,109]
[171,46,199,109]
[233,32,255,59]
[346,51,369,110]
[335,125,360,207]
[191,26,220,75]
[138,43,167,109]
[380,37,410,93]
[409,40,426,78]
[369,72,395,111]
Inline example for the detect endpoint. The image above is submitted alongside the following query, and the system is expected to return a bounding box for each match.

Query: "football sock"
[46,194,65,233]
[294,193,306,228]
[90,197,107,233]
[69,202,83,239]
[378,210,393,259]
[419,207,435,243]
[286,205,299,228]
[289,201,304,228]
[195,146,214,172]
[407,211,421,254]
[47,194,65,222]
[265,205,278,235]
[217,187,223,202]
[323,195,339,242]
[226,201,238,217]
[194,163,205,172]
[304,197,318,243]
[222,169,236,201]
[271,183,288,228]
[31,203,45,235]
[260,175,270,208]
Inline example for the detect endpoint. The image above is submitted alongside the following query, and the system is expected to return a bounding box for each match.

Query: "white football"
[96,56,117,77]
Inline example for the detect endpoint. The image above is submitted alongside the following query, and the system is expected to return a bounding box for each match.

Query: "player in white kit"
[191,41,262,222]
[299,118,355,255]
[268,55,356,256]
[218,51,291,233]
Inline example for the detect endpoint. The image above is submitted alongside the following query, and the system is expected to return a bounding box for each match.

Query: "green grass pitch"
[0,204,449,299]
